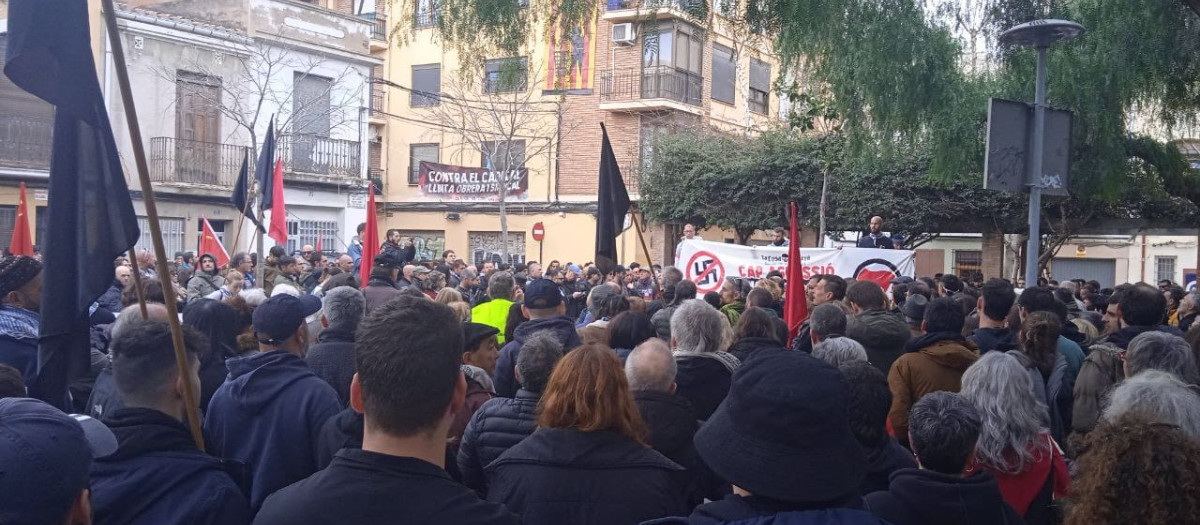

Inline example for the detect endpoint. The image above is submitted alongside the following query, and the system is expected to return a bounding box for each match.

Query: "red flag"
[9,182,32,256]
[358,183,379,288]
[267,159,287,245]
[784,202,809,341]
[315,230,322,253]
[199,217,230,267]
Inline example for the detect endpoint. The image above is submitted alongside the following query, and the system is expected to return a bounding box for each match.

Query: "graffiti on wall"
[400,230,446,262]
[469,231,526,266]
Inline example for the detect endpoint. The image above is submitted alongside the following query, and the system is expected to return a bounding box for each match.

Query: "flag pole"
[101,0,205,450]
[125,248,148,318]
[632,212,660,299]
[229,177,256,261]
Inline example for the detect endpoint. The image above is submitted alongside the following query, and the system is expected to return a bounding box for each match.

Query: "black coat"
[860,438,917,496]
[666,493,892,525]
[727,336,786,363]
[634,390,726,504]
[857,235,895,249]
[485,428,688,525]
[864,469,1024,525]
[316,407,464,482]
[969,327,1018,354]
[98,280,123,314]
[305,327,356,406]
[845,309,912,375]
[457,389,541,494]
[255,449,520,525]
[90,408,251,525]
[494,316,581,398]
[674,354,737,421]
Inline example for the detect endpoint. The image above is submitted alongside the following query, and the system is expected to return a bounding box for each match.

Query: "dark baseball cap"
[253,294,322,344]
[0,398,116,524]
[523,278,563,310]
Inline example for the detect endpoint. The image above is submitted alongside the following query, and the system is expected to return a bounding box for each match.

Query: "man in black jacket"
[840,361,915,495]
[306,287,365,406]
[865,392,1023,525]
[845,281,912,374]
[90,319,251,525]
[257,296,519,524]
[856,216,895,249]
[493,279,581,398]
[626,338,723,506]
[790,274,847,353]
[969,278,1017,354]
[458,331,564,494]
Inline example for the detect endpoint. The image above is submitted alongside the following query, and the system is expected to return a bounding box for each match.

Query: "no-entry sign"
[532,222,545,242]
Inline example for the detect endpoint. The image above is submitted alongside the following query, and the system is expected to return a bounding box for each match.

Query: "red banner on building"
[418,161,529,200]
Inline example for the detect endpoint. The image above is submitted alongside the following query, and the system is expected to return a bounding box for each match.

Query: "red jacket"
[966,432,1069,516]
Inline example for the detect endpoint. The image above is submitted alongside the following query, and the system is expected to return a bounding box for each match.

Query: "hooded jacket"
[187,269,225,301]
[458,389,541,494]
[316,407,363,470]
[203,350,342,511]
[493,316,581,398]
[864,469,1024,525]
[1071,325,1157,435]
[888,335,979,447]
[305,326,356,406]
[485,428,688,525]
[91,408,251,525]
[969,327,1017,354]
[845,309,913,374]
[860,438,916,496]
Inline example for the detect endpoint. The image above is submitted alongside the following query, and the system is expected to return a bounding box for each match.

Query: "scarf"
[673,349,742,374]
[0,304,39,340]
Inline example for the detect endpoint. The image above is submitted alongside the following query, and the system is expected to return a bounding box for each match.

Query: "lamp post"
[999,19,1083,287]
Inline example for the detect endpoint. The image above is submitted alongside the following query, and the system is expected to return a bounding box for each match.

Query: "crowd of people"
[1,231,1198,524]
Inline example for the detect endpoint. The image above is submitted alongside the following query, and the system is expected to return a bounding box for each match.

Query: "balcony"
[279,133,362,182]
[0,115,53,171]
[598,66,704,114]
[414,7,439,28]
[368,168,384,195]
[358,12,388,51]
[149,137,248,187]
[604,0,706,21]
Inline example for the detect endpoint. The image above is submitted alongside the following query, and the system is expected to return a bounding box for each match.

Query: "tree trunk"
[818,167,829,246]
[735,228,754,245]
[497,157,509,264]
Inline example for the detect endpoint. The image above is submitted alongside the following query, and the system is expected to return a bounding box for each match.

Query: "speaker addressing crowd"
[2,239,1200,525]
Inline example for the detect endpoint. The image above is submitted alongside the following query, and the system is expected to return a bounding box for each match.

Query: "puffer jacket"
[457,389,541,494]
[888,334,979,447]
[846,309,912,374]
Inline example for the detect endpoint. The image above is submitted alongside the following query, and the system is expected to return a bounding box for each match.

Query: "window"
[484,57,528,94]
[749,58,770,115]
[0,206,15,253]
[411,64,441,107]
[284,220,339,255]
[409,143,440,185]
[0,35,55,171]
[469,231,526,266]
[135,217,185,258]
[414,0,439,27]
[642,22,703,105]
[293,73,332,136]
[711,43,735,104]
[195,219,227,248]
[1156,256,1177,284]
[954,250,983,283]
[640,124,668,174]
[480,140,526,172]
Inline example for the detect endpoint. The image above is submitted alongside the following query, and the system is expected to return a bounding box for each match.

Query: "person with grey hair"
[866,391,1024,525]
[305,287,366,406]
[458,331,564,494]
[960,352,1069,520]
[1177,291,1200,332]
[629,338,722,505]
[1102,370,1200,439]
[813,337,868,368]
[808,302,848,348]
[1124,330,1200,383]
[471,271,517,345]
[652,279,697,341]
[671,299,740,420]
[87,303,170,420]
[647,266,685,317]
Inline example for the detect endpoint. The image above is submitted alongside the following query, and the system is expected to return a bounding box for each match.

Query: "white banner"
[675,239,916,294]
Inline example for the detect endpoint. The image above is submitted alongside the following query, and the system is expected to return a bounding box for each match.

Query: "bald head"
[625,338,676,393]
[112,303,170,341]
[869,216,884,234]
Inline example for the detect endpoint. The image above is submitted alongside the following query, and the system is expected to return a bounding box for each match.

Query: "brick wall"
[982,232,1004,279]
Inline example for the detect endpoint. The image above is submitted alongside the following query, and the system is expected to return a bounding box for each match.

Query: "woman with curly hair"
[1066,414,1200,525]
[1013,311,1073,445]
[961,352,1070,525]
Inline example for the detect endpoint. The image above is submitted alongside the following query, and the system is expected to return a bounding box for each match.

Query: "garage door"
[1051,258,1117,288]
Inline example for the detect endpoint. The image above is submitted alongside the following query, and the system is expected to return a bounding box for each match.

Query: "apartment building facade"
[0,0,378,256]
[375,0,784,266]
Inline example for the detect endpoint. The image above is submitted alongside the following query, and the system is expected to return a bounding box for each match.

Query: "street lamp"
[999,19,1083,287]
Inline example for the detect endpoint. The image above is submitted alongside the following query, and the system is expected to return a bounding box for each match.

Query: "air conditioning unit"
[612,23,636,45]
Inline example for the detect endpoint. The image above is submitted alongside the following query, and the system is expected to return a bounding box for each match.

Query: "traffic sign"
[532,222,545,242]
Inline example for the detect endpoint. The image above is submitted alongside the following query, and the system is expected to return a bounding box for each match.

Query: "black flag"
[231,151,264,232]
[595,123,631,276]
[255,115,277,208]
[5,0,140,408]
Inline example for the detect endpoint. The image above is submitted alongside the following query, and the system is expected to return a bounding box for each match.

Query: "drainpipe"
[1141,234,1147,283]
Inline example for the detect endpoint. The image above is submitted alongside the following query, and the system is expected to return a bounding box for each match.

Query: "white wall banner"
[675,239,916,294]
